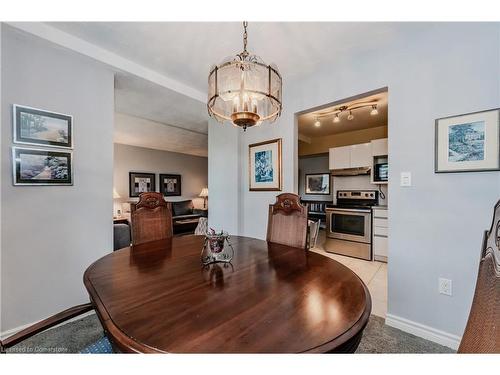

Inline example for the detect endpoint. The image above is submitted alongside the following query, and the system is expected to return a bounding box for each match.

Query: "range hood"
[331,166,371,176]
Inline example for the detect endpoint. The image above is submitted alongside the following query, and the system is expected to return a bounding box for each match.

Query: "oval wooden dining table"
[84,235,371,353]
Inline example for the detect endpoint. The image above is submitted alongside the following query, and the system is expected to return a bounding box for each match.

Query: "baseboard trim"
[385,313,461,350]
[1,310,94,341]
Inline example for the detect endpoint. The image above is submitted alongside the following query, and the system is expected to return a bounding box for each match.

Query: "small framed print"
[435,108,500,173]
[249,138,282,191]
[129,172,156,197]
[13,105,73,149]
[12,147,73,186]
[305,173,331,195]
[159,174,181,196]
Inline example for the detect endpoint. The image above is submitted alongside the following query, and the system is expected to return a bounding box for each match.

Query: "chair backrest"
[266,193,308,249]
[195,217,208,235]
[458,200,500,353]
[131,192,173,245]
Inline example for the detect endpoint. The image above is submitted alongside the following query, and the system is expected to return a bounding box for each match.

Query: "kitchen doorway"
[296,87,388,317]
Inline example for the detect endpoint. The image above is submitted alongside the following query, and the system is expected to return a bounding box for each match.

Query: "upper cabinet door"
[350,142,372,168]
[371,138,388,156]
[329,146,351,169]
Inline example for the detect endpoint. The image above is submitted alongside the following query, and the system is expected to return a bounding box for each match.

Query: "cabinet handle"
[374,234,388,238]
[373,216,388,219]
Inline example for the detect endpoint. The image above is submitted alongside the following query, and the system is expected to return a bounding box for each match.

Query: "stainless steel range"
[325,190,379,260]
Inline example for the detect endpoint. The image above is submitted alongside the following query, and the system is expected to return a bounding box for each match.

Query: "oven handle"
[327,208,372,214]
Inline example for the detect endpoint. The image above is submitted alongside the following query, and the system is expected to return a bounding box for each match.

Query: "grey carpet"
[6,313,455,353]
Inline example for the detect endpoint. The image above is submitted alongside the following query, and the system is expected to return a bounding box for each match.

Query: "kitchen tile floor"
[311,230,387,318]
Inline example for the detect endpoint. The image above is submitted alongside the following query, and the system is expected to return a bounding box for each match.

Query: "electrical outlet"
[439,278,452,296]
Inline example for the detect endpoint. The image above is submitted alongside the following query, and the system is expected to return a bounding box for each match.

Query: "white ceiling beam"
[6,22,206,103]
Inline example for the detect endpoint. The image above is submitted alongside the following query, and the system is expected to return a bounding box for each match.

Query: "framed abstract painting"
[159,174,181,196]
[129,172,156,197]
[248,138,282,191]
[435,108,500,173]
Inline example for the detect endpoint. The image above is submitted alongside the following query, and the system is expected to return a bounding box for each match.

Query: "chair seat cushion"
[80,336,113,354]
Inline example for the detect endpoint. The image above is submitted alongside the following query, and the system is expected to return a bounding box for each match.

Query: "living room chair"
[194,217,208,235]
[458,199,500,353]
[131,192,173,245]
[266,193,308,249]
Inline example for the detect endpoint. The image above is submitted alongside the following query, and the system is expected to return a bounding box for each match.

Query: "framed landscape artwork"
[160,174,181,196]
[249,138,282,191]
[305,173,330,195]
[129,172,156,197]
[12,147,73,185]
[435,108,500,173]
[13,105,73,149]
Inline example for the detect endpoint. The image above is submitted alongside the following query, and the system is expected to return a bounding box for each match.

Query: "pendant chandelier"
[207,22,283,131]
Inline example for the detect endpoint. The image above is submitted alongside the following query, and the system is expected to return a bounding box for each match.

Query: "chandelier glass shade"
[207,22,282,130]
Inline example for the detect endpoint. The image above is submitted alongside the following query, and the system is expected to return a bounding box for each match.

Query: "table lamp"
[199,187,208,209]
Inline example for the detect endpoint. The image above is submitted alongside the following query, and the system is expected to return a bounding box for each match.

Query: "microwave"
[374,163,388,182]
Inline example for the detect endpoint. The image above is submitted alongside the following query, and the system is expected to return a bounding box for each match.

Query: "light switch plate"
[400,172,412,187]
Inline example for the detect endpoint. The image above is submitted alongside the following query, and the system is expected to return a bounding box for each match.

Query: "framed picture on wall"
[248,138,282,191]
[160,174,181,196]
[305,173,330,195]
[13,104,73,149]
[12,147,73,185]
[435,108,500,173]
[129,172,156,197]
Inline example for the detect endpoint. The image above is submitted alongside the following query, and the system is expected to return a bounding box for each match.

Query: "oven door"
[327,208,371,243]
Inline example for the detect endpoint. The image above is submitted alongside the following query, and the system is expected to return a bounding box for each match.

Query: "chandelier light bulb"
[370,104,379,116]
[314,118,321,127]
[333,113,340,123]
[347,111,354,121]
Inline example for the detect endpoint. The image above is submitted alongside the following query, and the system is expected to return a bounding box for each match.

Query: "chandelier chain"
[243,21,248,52]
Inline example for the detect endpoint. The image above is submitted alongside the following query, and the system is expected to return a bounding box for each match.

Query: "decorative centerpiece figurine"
[201,228,234,265]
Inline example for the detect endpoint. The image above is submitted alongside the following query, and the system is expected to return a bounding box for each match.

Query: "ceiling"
[47,22,420,92]
[38,23,427,155]
[298,91,388,138]
[115,73,207,135]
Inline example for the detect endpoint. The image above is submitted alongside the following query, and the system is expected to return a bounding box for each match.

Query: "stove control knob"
[365,193,369,197]
[370,193,374,197]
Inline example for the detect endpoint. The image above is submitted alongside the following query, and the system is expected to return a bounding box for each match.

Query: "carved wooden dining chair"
[458,199,500,353]
[131,192,173,245]
[266,193,308,249]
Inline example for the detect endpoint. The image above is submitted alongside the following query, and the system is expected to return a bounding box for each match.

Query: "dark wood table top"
[84,235,371,353]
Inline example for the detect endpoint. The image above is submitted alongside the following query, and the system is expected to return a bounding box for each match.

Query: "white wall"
[208,23,500,344]
[208,119,241,235]
[1,25,114,333]
[113,143,207,208]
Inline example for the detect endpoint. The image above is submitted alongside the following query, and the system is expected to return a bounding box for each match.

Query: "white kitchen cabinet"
[329,143,371,170]
[372,207,388,262]
[371,138,388,156]
[329,145,351,169]
[350,142,372,168]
